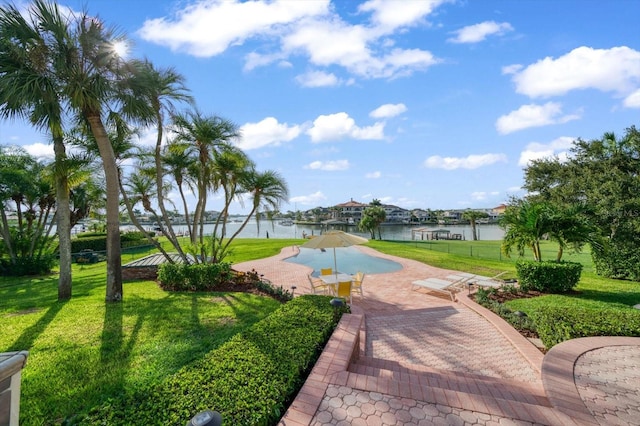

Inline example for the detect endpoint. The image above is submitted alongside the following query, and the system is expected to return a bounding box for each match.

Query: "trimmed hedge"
[81,295,347,425]
[516,260,582,293]
[158,263,233,291]
[71,233,156,253]
[534,305,640,348]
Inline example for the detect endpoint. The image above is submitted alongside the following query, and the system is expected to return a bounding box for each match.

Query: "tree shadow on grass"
[7,300,67,352]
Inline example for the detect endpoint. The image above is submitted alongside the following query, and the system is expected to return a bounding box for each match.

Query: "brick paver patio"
[234,245,640,425]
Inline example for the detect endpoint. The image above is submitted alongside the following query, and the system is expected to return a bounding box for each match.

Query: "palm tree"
[500,199,552,261]
[216,169,288,260]
[132,61,192,252]
[0,1,73,299]
[210,147,254,243]
[171,111,240,254]
[163,142,197,239]
[462,210,489,241]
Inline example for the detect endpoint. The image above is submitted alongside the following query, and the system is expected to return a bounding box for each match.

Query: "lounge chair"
[308,275,333,295]
[336,280,353,304]
[469,271,509,288]
[352,271,365,296]
[411,275,472,301]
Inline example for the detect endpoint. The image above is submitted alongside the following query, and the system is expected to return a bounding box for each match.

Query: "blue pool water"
[285,247,403,276]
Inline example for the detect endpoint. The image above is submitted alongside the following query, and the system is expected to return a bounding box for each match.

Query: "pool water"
[285,247,403,276]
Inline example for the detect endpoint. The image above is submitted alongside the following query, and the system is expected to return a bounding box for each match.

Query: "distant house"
[333,199,368,224]
[382,204,410,222]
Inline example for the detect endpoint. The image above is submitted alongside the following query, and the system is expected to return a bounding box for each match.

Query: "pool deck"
[233,245,640,426]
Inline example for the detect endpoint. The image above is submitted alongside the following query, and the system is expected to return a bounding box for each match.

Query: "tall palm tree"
[0,1,74,299]
[132,61,192,252]
[58,4,154,301]
[171,111,240,254]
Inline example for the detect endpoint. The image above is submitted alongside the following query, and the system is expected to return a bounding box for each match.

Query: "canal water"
[162,221,506,241]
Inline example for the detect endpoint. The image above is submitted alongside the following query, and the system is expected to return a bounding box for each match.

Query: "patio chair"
[320,267,333,276]
[308,274,333,295]
[336,280,353,304]
[352,271,365,296]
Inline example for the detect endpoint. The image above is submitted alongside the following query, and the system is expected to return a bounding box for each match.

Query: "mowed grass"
[2,237,638,424]
[0,259,282,425]
[367,239,640,315]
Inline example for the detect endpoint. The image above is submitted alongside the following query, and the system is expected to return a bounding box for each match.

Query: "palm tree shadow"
[8,301,67,351]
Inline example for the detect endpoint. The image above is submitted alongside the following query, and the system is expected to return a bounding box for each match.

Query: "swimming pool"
[285,246,403,276]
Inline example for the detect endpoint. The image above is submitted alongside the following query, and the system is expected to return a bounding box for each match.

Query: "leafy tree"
[462,210,488,241]
[524,126,640,279]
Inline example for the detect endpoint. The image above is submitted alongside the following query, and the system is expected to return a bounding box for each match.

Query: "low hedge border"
[533,305,640,348]
[81,295,347,425]
[516,260,582,293]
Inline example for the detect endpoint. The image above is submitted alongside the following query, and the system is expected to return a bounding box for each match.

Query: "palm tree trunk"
[471,220,477,240]
[86,113,123,302]
[153,120,185,258]
[54,137,72,300]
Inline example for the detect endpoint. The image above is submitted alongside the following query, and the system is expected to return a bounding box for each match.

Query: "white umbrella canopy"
[301,231,368,277]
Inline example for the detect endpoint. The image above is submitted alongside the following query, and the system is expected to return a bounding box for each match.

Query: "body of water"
[154,221,505,241]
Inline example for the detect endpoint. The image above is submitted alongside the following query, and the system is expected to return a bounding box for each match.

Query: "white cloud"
[139,0,444,81]
[304,159,350,171]
[518,136,575,167]
[369,103,407,118]
[624,89,640,108]
[295,70,340,87]
[237,117,301,150]
[290,191,327,206]
[501,64,522,75]
[138,0,329,57]
[510,46,640,98]
[23,143,53,159]
[358,0,446,30]
[306,112,385,142]
[448,21,513,44]
[471,191,499,201]
[365,171,381,178]
[424,153,507,170]
[495,102,581,134]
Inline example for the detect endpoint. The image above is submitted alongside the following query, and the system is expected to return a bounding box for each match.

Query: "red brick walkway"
[234,246,640,425]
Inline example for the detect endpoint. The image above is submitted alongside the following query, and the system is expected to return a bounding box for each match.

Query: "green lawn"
[2,237,638,424]
[0,260,282,425]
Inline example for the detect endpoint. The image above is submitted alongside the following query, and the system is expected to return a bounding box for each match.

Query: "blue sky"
[2,0,639,214]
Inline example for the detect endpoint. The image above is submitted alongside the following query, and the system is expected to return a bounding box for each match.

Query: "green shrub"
[158,263,232,291]
[82,295,347,425]
[71,236,107,253]
[534,305,640,348]
[0,254,56,276]
[516,260,582,293]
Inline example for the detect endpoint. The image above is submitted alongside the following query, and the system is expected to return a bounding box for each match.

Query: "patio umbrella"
[301,230,368,279]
